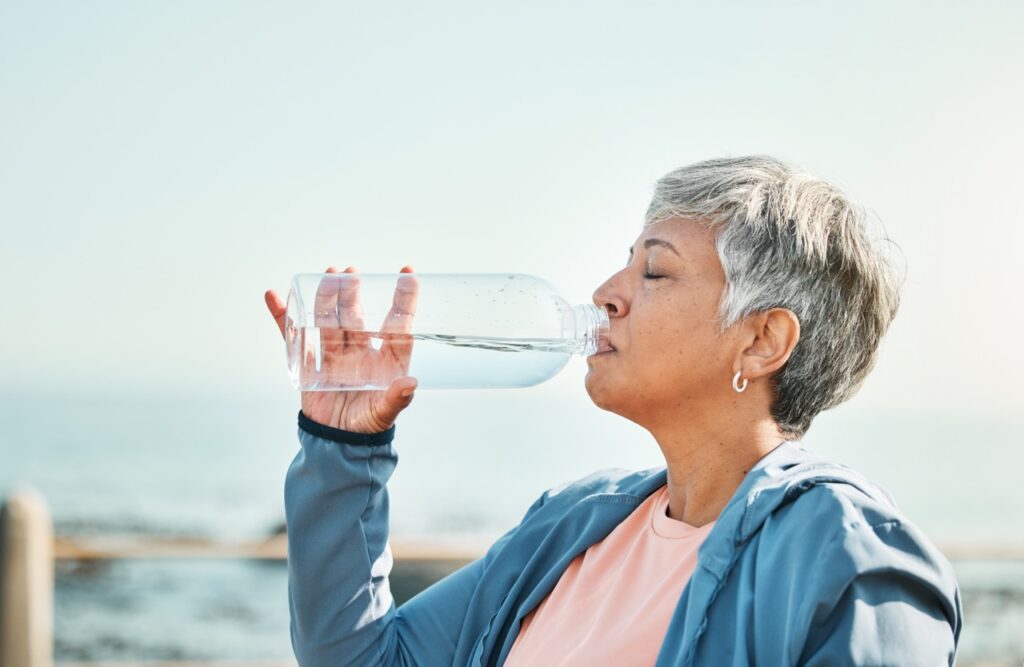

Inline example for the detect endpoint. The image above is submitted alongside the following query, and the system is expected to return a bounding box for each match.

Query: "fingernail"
[401,389,414,398]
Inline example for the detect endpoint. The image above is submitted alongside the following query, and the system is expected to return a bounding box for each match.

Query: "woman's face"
[585,217,739,427]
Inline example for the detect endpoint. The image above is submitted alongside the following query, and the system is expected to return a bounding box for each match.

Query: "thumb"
[376,376,418,425]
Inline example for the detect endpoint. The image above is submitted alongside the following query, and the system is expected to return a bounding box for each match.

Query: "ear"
[735,308,800,382]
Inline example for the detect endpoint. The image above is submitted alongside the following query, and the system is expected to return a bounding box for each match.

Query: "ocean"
[1,384,1021,664]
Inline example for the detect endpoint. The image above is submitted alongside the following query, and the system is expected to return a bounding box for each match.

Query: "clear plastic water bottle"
[284,272,610,391]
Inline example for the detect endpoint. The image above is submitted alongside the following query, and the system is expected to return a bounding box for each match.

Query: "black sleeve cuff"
[297,410,396,446]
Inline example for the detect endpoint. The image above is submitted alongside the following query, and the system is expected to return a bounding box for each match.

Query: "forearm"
[285,410,400,667]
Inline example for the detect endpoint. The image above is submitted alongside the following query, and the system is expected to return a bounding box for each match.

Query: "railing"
[4,487,1022,667]
[1,488,53,667]
[1,487,479,667]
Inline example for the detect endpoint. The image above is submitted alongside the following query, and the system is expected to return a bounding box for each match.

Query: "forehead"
[633,218,719,261]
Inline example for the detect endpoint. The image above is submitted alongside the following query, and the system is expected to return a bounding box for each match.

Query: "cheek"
[632,298,722,372]
[633,294,696,346]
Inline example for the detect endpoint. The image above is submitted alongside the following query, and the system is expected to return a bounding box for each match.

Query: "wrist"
[297,410,396,446]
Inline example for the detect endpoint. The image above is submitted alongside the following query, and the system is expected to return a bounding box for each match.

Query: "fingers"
[337,266,368,350]
[380,266,419,366]
[314,266,343,347]
[264,290,287,338]
[302,264,414,369]
[380,266,419,334]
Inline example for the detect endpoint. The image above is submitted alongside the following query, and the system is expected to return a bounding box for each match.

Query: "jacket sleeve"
[797,520,963,667]
[284,410,545,667]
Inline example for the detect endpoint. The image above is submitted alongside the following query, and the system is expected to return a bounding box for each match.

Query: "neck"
[647,404,787,527]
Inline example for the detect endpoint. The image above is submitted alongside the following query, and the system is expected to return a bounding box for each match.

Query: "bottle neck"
[572,304,611,356]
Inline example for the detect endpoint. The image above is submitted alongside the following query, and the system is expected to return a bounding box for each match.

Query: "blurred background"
[1,1,1021,664]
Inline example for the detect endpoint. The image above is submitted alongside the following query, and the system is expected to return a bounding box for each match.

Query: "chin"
[584,371,661,430]
[583,371,622,414]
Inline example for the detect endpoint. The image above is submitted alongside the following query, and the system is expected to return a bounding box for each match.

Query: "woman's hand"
[264,265,420,434]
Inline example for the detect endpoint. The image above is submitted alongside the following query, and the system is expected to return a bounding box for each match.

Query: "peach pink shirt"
[504,484,715,666]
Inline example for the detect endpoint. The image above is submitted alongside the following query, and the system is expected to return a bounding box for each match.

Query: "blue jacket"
[285,411,962,666]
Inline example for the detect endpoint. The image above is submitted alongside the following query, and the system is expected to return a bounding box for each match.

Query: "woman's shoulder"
[735,448,963,661]
[750,448,958,600]
[754,444,916,547]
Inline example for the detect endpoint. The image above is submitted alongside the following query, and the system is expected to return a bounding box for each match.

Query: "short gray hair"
[646,156,901,439]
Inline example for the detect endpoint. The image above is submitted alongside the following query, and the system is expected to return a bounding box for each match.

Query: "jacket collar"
[617,440,896,579]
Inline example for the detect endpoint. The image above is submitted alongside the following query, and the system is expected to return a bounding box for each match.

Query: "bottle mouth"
[573,304,611,356]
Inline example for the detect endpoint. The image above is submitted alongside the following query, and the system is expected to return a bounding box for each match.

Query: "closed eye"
[643,272,664,280]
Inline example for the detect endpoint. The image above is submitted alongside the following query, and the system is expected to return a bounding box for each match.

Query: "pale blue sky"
[1,1,1021,421]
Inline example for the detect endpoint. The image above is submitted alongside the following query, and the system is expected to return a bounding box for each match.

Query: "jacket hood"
[692,440,898,579]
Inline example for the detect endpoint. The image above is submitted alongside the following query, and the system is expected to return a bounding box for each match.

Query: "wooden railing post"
[0,487,53,667]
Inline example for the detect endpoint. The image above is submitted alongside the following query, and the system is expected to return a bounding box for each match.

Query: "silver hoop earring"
[732,370,748,393]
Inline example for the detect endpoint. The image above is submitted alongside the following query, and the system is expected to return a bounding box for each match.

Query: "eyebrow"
[628,238,682,258]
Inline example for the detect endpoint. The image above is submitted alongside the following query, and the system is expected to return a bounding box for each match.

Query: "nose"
[592,273,628,317]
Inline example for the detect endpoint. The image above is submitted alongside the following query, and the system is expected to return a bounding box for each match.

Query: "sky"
[1,1,1021,422]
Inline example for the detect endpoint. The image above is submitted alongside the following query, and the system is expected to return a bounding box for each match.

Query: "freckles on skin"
[588,218,733,419]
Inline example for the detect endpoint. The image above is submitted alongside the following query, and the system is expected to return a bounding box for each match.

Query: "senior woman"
[264,156,962,666]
